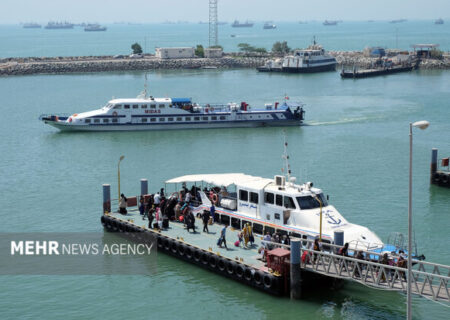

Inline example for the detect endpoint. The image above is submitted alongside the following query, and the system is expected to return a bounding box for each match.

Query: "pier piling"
[431,148,438,183]
[140,179,148,196]
[290,239,302,299]
[103,184,111,213]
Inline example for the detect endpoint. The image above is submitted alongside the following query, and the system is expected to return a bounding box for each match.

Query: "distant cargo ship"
[435,18,444,25]
[231,20,254,28]
[323,20,338,26]
[45,22,74,29]
[389,19,407,24]
[84,24,107,32]
[23,23,41,29]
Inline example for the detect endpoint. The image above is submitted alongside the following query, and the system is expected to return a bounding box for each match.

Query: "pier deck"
[108,210,266,270]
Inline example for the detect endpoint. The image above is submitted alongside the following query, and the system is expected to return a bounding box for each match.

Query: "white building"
[155,47,195,59]
[204,48,223,58]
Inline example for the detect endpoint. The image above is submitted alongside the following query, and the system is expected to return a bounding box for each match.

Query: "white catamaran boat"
[40,92,305,132]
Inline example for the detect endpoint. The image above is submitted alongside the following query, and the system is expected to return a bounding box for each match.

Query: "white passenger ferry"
[40,93,305,132]
[258,40,337,73]
[166,172,383,251]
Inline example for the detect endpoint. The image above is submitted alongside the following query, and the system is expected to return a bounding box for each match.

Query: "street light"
[407,120,429,320]
[118,155,125,201]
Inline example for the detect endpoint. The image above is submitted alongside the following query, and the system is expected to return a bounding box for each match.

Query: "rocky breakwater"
[0,54,269,76]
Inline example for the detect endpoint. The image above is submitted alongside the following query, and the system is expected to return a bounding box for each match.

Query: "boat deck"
[108,210,267,269]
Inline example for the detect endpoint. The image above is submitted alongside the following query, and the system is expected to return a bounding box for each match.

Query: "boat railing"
[39,113,71,121]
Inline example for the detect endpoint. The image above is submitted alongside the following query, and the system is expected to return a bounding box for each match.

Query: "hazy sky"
[5,0,450,23]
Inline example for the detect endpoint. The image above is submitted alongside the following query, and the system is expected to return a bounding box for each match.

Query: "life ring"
[112,111,118,117]
[177,244,186,257]
[163,238,171,251]
[212,193,219,205]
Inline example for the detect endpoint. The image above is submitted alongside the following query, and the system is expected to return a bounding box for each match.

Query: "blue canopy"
[171,98,191,104]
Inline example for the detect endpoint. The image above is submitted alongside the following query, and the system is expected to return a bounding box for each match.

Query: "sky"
[4,0,450,24]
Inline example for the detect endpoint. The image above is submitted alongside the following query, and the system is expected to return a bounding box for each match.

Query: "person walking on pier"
[202,210,210,233]
[119,194,127,214]
[242,223,250,248]
[218,225,228,249]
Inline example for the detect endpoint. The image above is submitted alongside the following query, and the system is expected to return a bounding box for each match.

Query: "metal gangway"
[263,239,450,303]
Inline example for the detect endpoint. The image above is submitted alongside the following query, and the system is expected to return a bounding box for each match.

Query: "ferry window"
[85,119,91,123]
[142,118,147,123]
[212,116,217,120]
[176,117,182,121]
[168,118,174,122]
[150,118,156,122]
[185,117,191,121]
[133,104,138,109]
[194,117,200,121]
[284,196,296,209]
[150,104,156,109]
[220,116,226,120]
[239,190,248,201]
[276,194,283,206]
[113,105,121,109]
[250,192,258,204]
[296,196,322,210]
[274,213,281,220]
[159,118,165,122]
[124,105,130,109]
[202,117,208,121]
[112,118,118,123]
[94,119,100,123]
[141,104,147,109]
[264,192,274,204]
[159,104,165,108]
[103,119,109,123]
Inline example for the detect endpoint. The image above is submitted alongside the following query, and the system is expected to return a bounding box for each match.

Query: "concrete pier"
[430,148,450,188]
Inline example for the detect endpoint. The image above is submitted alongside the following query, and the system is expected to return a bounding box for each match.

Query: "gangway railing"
[261,239,450,303]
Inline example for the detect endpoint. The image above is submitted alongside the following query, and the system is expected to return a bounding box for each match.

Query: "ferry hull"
[282,63,336,73]
[44,119,303,132]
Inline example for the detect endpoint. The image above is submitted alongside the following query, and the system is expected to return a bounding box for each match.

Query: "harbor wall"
[1,52,449,76]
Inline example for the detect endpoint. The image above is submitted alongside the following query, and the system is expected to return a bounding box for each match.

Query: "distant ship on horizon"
[231,20,254,28]
[263,22,277,29]
[45,21,74,29]
[23,23,41,29]
[389,19,407,24]
[323,20,338,26]
[84,24,107,32]
[435,18,444,25]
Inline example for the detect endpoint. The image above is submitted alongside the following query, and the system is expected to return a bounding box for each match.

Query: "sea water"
[0,68,449,319]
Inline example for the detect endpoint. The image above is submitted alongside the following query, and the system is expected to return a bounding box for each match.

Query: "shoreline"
[1,52,449,76]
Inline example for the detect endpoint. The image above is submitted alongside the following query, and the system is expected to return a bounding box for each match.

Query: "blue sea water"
[0,22,449,320]
[0,20,449,58]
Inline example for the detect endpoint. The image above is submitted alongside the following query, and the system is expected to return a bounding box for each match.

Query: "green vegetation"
[195,45,205,57]
[429,48,443,59]
[131,43,143,54]
[237,43,267,53]
[272,41,290,54]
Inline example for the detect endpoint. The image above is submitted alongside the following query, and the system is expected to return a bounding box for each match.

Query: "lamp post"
[407,120,429,320]
[118,155,125,201]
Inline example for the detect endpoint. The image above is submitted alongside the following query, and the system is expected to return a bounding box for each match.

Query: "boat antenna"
[143,73,148,99]
[282,131,292,182]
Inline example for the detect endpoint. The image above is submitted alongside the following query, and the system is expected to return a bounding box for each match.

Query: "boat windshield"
[296,193,328,210]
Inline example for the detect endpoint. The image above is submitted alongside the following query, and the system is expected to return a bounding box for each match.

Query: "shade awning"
[165,173,273,189]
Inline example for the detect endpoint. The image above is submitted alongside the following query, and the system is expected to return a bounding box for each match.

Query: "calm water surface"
[0,69,449,319]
